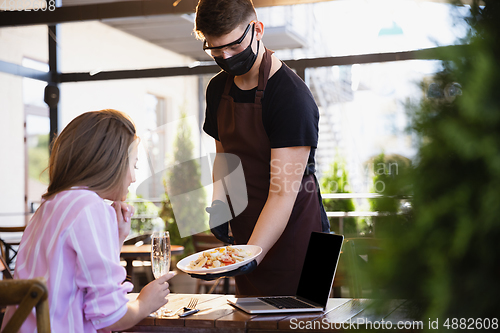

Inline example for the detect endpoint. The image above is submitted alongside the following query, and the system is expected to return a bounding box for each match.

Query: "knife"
[179,307,211,317]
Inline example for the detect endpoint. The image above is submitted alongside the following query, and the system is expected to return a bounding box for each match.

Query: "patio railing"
[322,193,412,235]
[2,193,408,236]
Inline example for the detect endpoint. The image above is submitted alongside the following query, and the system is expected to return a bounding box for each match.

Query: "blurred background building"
[0,0,469,229]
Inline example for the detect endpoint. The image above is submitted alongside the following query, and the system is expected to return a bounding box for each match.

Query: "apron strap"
[255,48,274,104]
[221,47,275,104]
[223,73,233,96]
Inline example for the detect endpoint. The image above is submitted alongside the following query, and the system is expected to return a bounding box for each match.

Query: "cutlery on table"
[183,298,198,312]
[178,307,212,317]
[162,297,198,317]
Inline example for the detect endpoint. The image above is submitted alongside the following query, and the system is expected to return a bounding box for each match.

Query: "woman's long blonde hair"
[43,109,137,200]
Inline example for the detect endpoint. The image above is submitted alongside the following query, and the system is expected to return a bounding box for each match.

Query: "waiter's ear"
[255,21,264,41]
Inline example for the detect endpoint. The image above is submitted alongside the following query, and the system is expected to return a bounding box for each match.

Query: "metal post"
[198,76,205,158]
[47,24,59,150]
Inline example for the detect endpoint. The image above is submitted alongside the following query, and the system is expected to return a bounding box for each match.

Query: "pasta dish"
[188,246,251,270]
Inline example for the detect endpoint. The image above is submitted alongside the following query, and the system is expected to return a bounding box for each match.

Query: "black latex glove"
[188,259,257,281]
[206,200,234,245]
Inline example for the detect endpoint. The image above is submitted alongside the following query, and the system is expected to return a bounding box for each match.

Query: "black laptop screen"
[295,232,344,307]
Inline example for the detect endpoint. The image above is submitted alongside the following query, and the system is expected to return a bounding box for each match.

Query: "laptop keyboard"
[258,297,315,309]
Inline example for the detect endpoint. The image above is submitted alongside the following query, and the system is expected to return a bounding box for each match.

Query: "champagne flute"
[151,231,171,317]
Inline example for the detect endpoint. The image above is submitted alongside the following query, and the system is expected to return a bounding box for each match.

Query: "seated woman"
[2,109,174,332]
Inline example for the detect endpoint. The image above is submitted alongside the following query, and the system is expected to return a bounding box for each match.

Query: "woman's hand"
[136,272,175,315]
[103,272,175,331]
[112,201,135,245]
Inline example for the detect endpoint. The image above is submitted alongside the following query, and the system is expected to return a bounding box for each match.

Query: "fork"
[164,298,198,317]
[184,298,198,311]
[180,298,205,317]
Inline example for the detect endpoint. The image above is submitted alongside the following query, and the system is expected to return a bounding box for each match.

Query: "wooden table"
[120,293,422,332]
[120,245,184,280]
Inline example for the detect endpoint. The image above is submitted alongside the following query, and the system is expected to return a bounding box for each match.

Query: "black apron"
[217,48,323,296]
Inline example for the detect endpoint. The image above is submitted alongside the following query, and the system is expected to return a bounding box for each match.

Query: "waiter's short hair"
[194,0,257,40]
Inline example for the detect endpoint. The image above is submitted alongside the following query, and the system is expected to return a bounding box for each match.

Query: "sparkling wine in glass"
[151,231,171,316]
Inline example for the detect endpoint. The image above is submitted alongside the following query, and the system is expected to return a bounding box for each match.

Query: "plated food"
[177,245,262,274]
[188,246,251,270]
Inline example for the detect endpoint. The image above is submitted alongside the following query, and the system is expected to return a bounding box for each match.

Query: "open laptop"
[228,232,344,314]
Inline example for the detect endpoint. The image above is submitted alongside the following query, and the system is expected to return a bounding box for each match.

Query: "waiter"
[192,0,330,296]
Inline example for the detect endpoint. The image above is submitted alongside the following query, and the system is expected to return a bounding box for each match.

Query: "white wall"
[0,72,26,227]
[0,25,48,227]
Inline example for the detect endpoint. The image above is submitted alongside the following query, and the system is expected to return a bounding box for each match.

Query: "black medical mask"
[214,37,260,76]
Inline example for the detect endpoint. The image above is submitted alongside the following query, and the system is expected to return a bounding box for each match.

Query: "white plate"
[177,245,262,275]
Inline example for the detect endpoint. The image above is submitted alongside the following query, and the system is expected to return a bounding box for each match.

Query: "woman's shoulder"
[43,188,110,217]
[52,187,101,202]
[26,189,112,243]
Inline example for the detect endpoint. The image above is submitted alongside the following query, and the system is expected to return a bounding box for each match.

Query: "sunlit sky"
[317,0,469,55]
[264,0,470,60]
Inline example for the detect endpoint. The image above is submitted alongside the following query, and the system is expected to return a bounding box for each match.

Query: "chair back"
[0,277,51,333]
[344,237,382,298]
[0,227,26,233]
[0,254,12,280]
[124,232,153,246]
[0,226,26,271]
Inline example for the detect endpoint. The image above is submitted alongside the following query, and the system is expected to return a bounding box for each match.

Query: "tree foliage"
[375,0,500,321]
[28,134,49,184]
[159,114,206,253]
[320,158,357,234]
[368,153,413,237]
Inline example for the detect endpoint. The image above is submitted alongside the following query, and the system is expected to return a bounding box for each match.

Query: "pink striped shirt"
[2,189,133,333]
